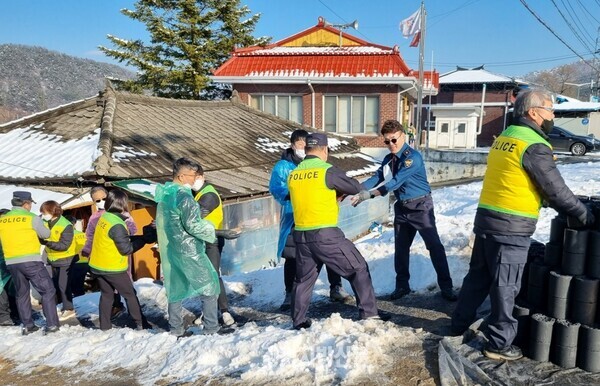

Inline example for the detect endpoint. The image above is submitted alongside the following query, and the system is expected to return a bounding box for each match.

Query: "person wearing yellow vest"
[194,176,235,327]
[0,191,59,335]
[288,133,379,329]
[40,200,76,321]
[0,208,18,326]
[66,215,89,298]
[451,90,596,361]
[88,190,146,331]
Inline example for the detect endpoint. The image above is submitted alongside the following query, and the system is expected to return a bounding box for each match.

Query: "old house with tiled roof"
[212,17,439,148]
[0,84,386,275]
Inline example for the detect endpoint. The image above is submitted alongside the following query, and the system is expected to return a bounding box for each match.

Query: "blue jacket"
[269,148,302,259]
[362,143,431,201]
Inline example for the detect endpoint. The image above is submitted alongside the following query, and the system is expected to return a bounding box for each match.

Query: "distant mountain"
[0,44,135,123]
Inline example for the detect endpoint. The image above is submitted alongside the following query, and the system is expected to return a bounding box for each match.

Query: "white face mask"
[183,183,192,189]
[41,213,53,221]
[95,199,105,210]
[192,177,205,191]
[295,149,306,159]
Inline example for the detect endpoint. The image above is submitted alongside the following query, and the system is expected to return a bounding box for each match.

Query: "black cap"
[306,132,328,147]
[13,191,36,203]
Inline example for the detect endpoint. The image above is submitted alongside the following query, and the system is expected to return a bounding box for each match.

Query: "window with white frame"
[323,95,379,134]
[250,95,303,124]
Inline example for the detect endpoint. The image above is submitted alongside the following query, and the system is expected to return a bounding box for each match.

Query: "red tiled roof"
[214,48,411,78]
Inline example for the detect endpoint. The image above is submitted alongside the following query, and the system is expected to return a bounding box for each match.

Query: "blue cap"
[306,132,328,147]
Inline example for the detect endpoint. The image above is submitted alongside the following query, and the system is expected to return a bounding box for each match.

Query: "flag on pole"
[409,31,421,47]
[400,8,421,39]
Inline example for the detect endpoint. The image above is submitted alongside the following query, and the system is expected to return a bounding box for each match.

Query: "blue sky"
[1,0,598,77]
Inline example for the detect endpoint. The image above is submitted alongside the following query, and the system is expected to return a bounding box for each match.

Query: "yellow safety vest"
[0,208,41,260]
[89,212,129,272]
[71,230,87,263]
[479,124,552,219]
[288,157,338,231]
[194,184,224,229]
[45,216,75,261]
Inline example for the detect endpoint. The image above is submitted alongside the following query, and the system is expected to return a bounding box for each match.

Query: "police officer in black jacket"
[451,89,595,361]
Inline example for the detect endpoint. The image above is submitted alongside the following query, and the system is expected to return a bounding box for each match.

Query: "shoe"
[217,326,235,335]
[221,311,235,327]
[193,312,204,326]
[0,319,14,326]
[390,288,411,300]
[280,292,292,311]
[59,310,76,321]
[441,289,458,302]
[176,330,194,339]
[110,306,125,321]
[294,319,312,330]
[483,345,523,361]
[44,326,60,335]
[361,312,391,322]
[330,286,354,304]
[21,325,40,335]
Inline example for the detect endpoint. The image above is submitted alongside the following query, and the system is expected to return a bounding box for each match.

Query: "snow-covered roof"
[440,67,517,84]
[554,94,600,112]
[0,87,378,199]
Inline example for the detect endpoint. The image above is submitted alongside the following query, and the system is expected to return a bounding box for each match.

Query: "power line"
[519,0,599,72]
[557,0,595,47]
[0,160,56,176]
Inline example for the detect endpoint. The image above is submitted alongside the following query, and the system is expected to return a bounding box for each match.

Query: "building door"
[437,121,450,147]
[454,121,468,148]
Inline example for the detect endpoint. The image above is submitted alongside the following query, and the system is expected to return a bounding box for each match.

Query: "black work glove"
[215,229,241,240]
[142,223,158,244]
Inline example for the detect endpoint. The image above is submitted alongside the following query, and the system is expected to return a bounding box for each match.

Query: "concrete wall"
[361,148,488,184]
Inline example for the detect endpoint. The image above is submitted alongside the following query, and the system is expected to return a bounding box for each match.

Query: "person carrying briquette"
[39,200,77,321]
[82,186,138,319]
[288,133,379,330]
[0,191,59,335]
[451,89,595,361]
[269,129,353,312]
[88,190,148,331]
[352,119,456,302]
[155,157,234,337]
[193,166,239,327]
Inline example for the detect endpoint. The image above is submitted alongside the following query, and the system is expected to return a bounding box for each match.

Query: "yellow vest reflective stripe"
[71,230,87,263]
[479,125,552,219]
[89,212,129,272]
[0,209,41,259]
[194,184,224,229]
[45,216,75,261]
[289,158,338,230]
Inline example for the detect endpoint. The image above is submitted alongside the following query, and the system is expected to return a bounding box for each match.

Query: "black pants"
[96,272,144,330]
[394,196,452,291]
[71,262,89,297]
[205,237,229,312]
[0,288,11,323]
[50,257,76,311]
[8,261,59,329]
[291,228,378,327]
[284,257,342,294]
[452,234,529,350]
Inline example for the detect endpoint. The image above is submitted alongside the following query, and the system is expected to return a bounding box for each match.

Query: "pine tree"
[99,0,269,100]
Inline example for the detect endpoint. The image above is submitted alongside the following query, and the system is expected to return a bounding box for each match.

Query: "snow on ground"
[1,162,600,384]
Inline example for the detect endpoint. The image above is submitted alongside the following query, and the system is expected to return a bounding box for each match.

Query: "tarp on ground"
[438,323,600,386]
